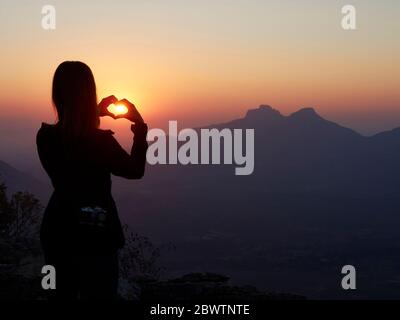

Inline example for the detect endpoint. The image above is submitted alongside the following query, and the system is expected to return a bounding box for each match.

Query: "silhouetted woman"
[36,61,148,299]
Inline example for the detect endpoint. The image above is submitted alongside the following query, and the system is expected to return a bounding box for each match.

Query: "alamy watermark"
[41,265,56,290]
[341,265,357,290]
[341,5,357,30]
[146,121,255,176]
[41,5,56,30]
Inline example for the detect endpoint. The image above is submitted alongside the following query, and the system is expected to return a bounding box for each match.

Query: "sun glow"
[108,103,128,116]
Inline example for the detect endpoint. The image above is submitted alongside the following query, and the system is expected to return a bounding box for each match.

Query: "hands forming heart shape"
[98,95,144,123]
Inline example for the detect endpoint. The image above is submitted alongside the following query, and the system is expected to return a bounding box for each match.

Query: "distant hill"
[121,104,400,197]
[0,160,50,201]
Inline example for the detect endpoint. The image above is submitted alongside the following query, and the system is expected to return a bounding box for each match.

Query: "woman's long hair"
[52,61,99,139]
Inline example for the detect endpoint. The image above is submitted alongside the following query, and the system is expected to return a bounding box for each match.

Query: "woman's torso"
[37,123,125,253]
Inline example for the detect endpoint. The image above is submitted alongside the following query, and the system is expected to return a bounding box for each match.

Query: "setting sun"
[108,103,128,116]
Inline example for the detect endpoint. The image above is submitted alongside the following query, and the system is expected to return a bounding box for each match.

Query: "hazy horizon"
[1,102,400,177]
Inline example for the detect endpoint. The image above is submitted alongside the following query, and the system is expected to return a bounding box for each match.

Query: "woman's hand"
[98,95,118,118]
[115,99,144,123]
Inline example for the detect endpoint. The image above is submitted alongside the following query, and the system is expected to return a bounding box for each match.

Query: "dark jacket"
[36,122,148,253]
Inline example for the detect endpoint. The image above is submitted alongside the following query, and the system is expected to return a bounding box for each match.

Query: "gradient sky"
[0,0,399,168]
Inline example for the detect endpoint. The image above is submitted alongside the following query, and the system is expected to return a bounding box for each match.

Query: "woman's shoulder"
[39,122,55,129]
[36,123,58,149]
[37,124,114,135]
[37,122,56,137]
[36,124,116,146]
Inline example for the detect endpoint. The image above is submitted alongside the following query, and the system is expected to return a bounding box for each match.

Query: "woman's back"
[37,123,114,196]
[37,121,148,253]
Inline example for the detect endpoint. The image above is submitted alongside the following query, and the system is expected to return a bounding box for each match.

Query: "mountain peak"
[245,105,282,119]
[258,104,274,110]
[290,107,321,120]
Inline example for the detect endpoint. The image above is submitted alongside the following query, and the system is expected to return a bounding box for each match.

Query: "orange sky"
[0,0,399,139]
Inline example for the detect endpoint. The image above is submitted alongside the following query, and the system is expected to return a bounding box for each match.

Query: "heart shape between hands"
[107,101,129,117]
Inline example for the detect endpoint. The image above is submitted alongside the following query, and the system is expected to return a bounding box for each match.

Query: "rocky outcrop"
[139,272,305,301]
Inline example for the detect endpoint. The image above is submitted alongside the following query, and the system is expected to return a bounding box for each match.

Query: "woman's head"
[52,61,99,138]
